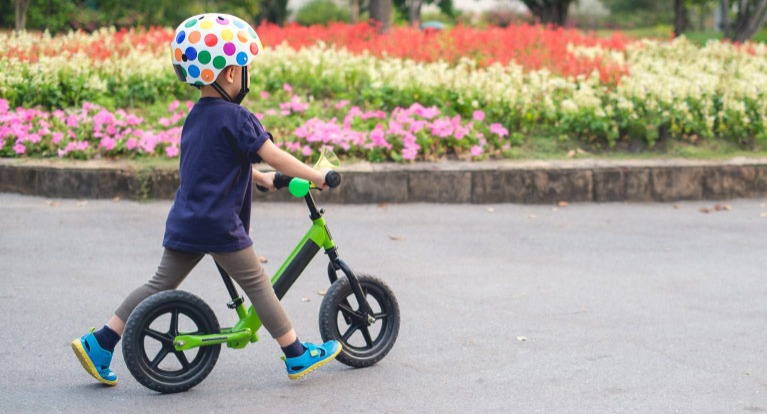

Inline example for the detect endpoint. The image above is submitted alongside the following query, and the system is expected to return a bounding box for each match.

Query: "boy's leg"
[72,248,204,385]
[210,247,293,339]
[113,248,205,324]
[211,247,341,379]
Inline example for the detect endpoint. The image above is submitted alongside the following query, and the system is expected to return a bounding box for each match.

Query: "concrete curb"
[2,157,767,204]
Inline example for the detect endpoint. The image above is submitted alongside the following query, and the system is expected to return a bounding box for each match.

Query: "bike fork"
[326,249,376,325]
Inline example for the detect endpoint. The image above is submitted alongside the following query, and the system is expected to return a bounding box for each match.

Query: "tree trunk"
[350,0,359,23]
[720,0,730,31]
[674,0,687,37]
[726,0,767,41]
[369,0,392,33]
[14,0,31,32]
[409,0,424,27]
[522,0,573,27]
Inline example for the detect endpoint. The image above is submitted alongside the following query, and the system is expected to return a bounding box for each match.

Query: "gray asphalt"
[1,193,766,413]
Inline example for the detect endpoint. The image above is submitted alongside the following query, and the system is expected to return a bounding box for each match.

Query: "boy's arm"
[256,140,328,188]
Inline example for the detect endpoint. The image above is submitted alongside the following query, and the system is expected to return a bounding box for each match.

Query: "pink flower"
[283,83,293,94]
[301,145,313,157]
[165,145,179,158]
[76,141,89,151]
[100,137,116,151]
[489,123,509,137]
[0,99,8,114]
[66,115,79,128]
[473,110,485,122]
[471,145,484,157]
[168,100,180,113]
[126,138,138,151]
[13,142,25,154]
[260,91,270,99]
[335,100,350,109]
[255,112,264,120]
[186,101,195,112]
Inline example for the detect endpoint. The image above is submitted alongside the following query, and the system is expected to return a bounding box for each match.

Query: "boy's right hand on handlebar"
[312,168,331,190]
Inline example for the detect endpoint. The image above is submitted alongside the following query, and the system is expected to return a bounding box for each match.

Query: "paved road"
[1,193,766,413]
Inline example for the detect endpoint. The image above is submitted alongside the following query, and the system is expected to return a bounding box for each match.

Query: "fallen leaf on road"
[317,290,326,296]
[699,207,710,214]
[673,204,681,209]
[760,212,767,218]
[516,336,528,342]
[558,201,569,207]
[113,197,121,202]
[301,297,311,302]
[388,235,406,241]
[46,200,61,208]
[487,207,495,213]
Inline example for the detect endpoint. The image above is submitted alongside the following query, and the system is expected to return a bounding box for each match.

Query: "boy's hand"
[253,169,276,191]
[312,168,331,190]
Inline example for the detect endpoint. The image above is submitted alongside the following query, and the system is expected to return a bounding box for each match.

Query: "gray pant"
[115,247,293,339]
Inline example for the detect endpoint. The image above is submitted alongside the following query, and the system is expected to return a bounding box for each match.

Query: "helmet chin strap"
[210,66,250,104]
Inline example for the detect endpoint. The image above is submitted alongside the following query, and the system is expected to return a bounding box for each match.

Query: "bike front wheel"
[319,274,400,368]
[122,290,221,393]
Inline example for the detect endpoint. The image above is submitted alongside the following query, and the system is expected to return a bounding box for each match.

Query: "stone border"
[2,158,767,203]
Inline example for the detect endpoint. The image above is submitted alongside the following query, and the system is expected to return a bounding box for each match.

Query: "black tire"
[122,290,221,393]
[319,274,400,368]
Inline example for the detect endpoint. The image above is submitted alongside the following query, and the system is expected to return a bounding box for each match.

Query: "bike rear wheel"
[122,290,221,393]
[319,274,400,368]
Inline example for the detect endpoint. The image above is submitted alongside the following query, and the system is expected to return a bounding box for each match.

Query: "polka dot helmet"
[171,13,263,86]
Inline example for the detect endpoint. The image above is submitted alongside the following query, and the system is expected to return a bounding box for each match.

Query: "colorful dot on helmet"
[175,31,185,44]
[184,19,197,28]
[237,30,248,43]
[188,65,200,78]
[204,33,218,47]
[233,19,245,29]
[217,16,229,25]
[236,52,248,65]
[223,42,236,56]
[174,48,183,62]
[250,42,259,55]
[185,46,198,61]
[221,29,234,41]
[248,27,258,39]
[188,31,201,44]
[198,50,211,64]
[201,69,214,82]
[213,56,227,69]
[200,20,214,30]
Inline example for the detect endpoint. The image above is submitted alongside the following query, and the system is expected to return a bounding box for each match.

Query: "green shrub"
[294,0,350,26]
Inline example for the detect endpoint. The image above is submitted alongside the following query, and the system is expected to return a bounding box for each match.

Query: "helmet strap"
[232,66,250,105]
[210,66,249,105]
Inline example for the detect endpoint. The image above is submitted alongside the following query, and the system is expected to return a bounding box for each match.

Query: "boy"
[72,13,341,386]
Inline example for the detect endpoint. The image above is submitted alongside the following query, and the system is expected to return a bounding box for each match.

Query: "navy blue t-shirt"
[163,97,270,253]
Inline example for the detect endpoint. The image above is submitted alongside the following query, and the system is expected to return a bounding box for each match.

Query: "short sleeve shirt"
[163,98,270,253]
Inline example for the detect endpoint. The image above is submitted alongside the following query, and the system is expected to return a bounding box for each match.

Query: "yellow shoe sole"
[71,339,118,386]
[288,344,343,380]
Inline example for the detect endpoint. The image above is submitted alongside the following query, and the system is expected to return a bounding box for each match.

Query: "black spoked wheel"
[122,290,221,393]
[319,274,400,368]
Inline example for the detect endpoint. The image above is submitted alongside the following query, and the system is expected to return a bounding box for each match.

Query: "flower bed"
[1,23,766,162]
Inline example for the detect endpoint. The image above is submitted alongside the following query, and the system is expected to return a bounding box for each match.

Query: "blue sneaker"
[283,340,342,380]
[71,329,118,386]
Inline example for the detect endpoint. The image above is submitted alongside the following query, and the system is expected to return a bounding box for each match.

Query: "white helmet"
[170,13,263,102]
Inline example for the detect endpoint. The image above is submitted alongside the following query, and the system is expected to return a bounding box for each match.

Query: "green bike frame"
[173,179,338,352]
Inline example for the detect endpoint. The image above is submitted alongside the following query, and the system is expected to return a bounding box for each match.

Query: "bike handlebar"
[256,170,341,193]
